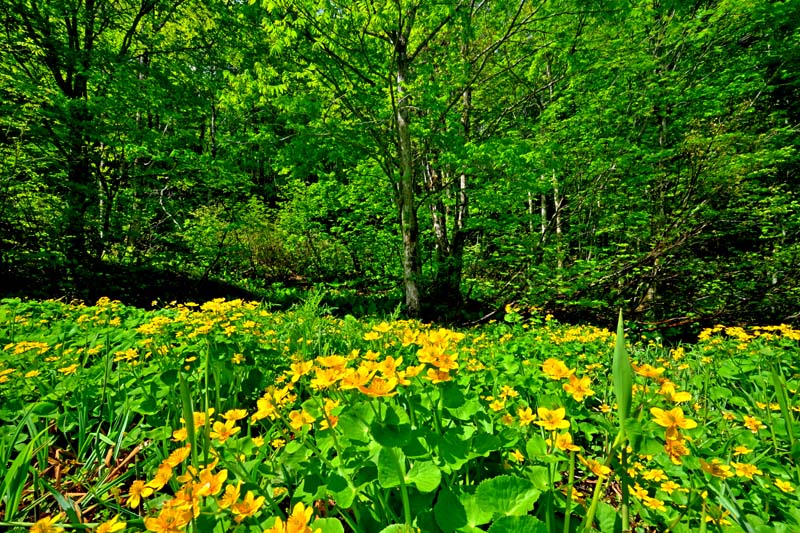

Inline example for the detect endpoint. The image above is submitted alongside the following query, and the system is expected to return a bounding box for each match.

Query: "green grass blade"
[178,372,198,467]
[2,424,49,521]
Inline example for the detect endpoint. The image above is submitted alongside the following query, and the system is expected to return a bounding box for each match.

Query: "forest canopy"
[1,0,798,326]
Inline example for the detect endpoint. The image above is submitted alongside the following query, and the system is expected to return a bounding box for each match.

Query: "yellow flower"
[664,433,690,465]
[579,455,611,477]
[210,420,241,443]
[541,358,574,380]
[218,481,241,509]
[289,360,315,382]
[650,407,697,430]
[700,459,734,479]
[171,427,188,442]
[536,407,570,431]
[550,432,580,452]
[510,449,525,463]
[24,370,41,378]
[499,385,519,399]
[164,444,191,468]
[634,364,664,378]
[377,356,403,378]
[643,496,666,512]
[194,468,228,498]
[363,331,381,341]
[339,365,375,390]
[631,483,648,499]
[743,415,766,433]
[30,514,65,533]
[147,464,173,491]
[660,480,682,494]
[231,490,265,523]
[488,398,506,412]
[58,363,79,375]
[731,462,762,479]
[223,409,248,422]
[95,515,126,533]
[126,479,153,508]
[733,444,753,456]
[563,374,594,401]
[642,469,667,482]
[265,501,322,533]
[517,406,536,426]
[704,509,732,526]
[775,479,794,493]
[144,505,193,533]
[358,376,398,397]
[288,410,316,431]
[310,367,340,390]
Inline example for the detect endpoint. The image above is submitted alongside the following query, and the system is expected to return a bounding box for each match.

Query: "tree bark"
[394,28,421,317]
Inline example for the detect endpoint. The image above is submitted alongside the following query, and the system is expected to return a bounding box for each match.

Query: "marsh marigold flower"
[650,407,697,430]
[210,420,241,443]
[288,410,316,431]
[579,455,611,477]
[643,496,666,512]
[700,459,734,479]
[127,479,153,508]
[634,364,665,379]
[535,407,570,431]
[732,462,762,479]
[95,515,126,533]
[218,481,241,509]
[517,406,536,426]
[147,465,173,491]
[775,479,794,493]
[550,431,580,452]
[743,415,766,433]
[541,358,574,380]
[231,490,266,523]
[733,444,753,456]
[30,514,64,533]
[265,502,321,533]
[144,505,193,533]
[563,374,594,401]
[358,376,398,397]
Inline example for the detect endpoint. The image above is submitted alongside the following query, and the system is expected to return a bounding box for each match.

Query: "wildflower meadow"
[1,296,799,533]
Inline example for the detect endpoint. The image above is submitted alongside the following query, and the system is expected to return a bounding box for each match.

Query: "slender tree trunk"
[395,33,421,317]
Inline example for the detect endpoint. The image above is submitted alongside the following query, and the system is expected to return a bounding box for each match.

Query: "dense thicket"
[1,0,798,326]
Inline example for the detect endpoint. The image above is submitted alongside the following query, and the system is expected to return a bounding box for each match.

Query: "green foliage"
[2,299,800,531]
[1,0,799,326]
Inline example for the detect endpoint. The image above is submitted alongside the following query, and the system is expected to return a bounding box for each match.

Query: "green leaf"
[525,435,547,458]
[406,461,441,493]
[613,310,633,425]
[596,501,622,533]
[377,446,405,489]
[326,470,356,508]
[460,490,493,528]
[311,518,345,533]
[378,525,416,533]
[434,487,468,531]
[475,475,540,517]
[528,466,550,492]
[486,515,547,533]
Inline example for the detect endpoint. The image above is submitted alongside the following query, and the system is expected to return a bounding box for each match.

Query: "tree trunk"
[395,32,421,317]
